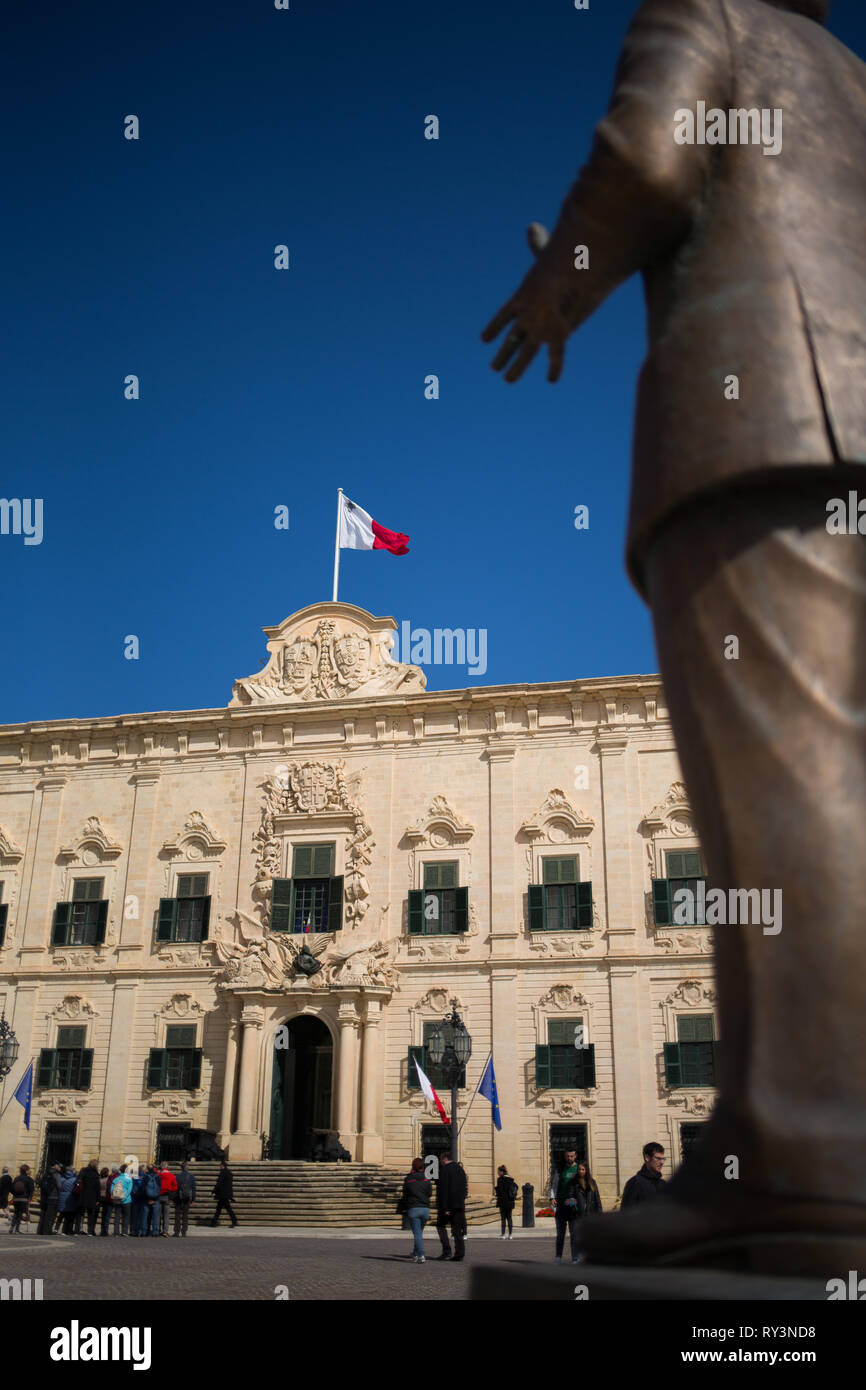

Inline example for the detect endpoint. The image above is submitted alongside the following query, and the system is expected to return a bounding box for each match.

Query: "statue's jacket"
[551,0,866,592]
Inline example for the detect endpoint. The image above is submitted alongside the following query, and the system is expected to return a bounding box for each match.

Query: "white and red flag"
[338,493,410,556]
[413,1058,451,1126]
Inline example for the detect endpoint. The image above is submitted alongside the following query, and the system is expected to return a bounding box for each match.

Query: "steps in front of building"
[177,1161,496,1227]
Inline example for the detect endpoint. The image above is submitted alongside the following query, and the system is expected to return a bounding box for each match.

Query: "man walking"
[210,1160,238,1228]
[435,1153,468,1261]
[621,1144,668,1208]
[157,1161,178,1236]
[550,1148,582,1264]
[173,1160,196,1237]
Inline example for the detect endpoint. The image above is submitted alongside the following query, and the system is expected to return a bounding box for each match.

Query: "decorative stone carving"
[640,782,695,841]
[157,993,205,1019]
[251,761,373,929]
[161,811,227,862]
[537,983,590,1012]
[520,790,594,842]
[148,1094,199,1117]
[405,936,458,961]
[0,825,23,864]
[323,937,399,989]
[229,602,426,706]
[416,988,451,1014]
[36,1095,88,1115]
[405,797,475,848]
[654,931,712,955]
[58,817,123,864]
[665,980,717,1007]
[156,947,203,966]
[50,995,98,1020]
[536,1093,598,1116]
[667,1092,713,1116]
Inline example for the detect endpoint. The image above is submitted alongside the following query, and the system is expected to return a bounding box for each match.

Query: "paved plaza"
[0,1225,558,1301]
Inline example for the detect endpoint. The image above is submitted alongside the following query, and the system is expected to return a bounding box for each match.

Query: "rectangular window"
[653,850,707,925]
[528,861,592,932]
[664,1014,717,1087]
[148,1027,202,1091]
[407,1024,466,1092]
[407,864,468,936]
[0,881,6,948]
[37,1028,93,1090]
[545,1017,595,1088]
[680,1122,707,1163]
[157,876,211,945]
[269,844,342,933]
[53,881,107,948]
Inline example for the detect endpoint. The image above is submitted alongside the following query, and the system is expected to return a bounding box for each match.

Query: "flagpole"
[332,488,343,602]
[457,1051,492,1138]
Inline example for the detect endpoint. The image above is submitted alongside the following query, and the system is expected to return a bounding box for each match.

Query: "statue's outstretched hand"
[481,222,573,384]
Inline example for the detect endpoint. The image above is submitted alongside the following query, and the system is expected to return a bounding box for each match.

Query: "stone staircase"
[180,1161,498,1228]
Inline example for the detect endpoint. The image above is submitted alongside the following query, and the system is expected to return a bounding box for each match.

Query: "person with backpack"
[110,1162,133,1235]
[173,1161,196,1237]
[157,1162,178,1235]
[495,1165,519,1239]
[9,1165,35,1234]
[129,1166,148,1236]
[37,1164,63,1235]
[210,1160,238,1228]
[143,1165,162,1235]
[77,1158,101,1236]
[58,1167,79,1236]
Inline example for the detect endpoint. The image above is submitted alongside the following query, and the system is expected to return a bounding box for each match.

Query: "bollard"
[522,1182,535,1228]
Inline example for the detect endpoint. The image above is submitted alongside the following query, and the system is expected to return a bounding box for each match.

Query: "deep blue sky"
[4,0,864,723]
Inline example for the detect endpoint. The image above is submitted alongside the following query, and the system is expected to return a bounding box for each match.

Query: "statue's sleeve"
[546,0,730,326]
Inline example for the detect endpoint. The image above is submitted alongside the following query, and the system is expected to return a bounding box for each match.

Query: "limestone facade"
[0,603,717,1205]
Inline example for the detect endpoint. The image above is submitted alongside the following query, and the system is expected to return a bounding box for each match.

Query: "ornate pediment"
[664,979,717,1007]
[229,602,426,706]
[49,994,98,1021]
[520,790,594,842]
[0,825,23,865]
[405,796,475,847]
[537,983,590,1011]
[161,810,227,861]
[641,782,694,837]
[58,816,123,864]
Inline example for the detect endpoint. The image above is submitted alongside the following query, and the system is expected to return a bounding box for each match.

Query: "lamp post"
[428,1001,472,1161]
[0,1012,19,1080]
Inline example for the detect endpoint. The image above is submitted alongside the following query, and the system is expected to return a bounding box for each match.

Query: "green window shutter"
[147,1048,166,1090]
[576,1043,596,1088]
[678,1014,714,1042]
[652,879,672,925]
[424,861,458,890]
[292,846,313,878]
[408,1045,428,1090]
[37,1049,56,1088]
[199,896,211,940]
[528,884,545,931]
[0,902,7,946]
[312,844,334,877]
[157,898,177,942]
[454,886,468,933]
[188,1049,203,1088]
[95,900,108,944]
[535,1044,551,1089]
[328,875,343,932]
[76,1049,94,1090]
[408,889,424,935]
[576,881,593,928]
[664,1042,683,1088]
[52,902,71,946]
[270,878,292,932]
[683,851,703,876]
[543,857,577,884]
[709,1041,718,1086]
[665,851,685,877]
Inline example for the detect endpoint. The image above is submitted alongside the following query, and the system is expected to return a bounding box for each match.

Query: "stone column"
[609,964,656,1192]
[0,983,40,1169]
[335,1002,360,1154]
[596,730,634,952]
[486,746,518,957]
[19,776,67,959]
[356,998,383,1163]
[217,1003,239,1147]
[118,772,161,954]
[230,1004,264,1160]
[98,980,139,1158]
[490,968,520,1181]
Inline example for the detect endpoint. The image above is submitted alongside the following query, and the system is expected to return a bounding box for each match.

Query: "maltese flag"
[413,1057,451,1126]
[338,494,410,555]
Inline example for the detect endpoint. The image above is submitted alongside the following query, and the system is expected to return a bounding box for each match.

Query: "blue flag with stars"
[478,1056,501,1131]
[13,1061,33,1130]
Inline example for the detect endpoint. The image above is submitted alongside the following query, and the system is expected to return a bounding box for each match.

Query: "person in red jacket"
[157,1162,178,1237]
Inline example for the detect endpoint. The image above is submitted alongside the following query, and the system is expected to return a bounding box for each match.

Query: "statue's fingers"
[481,301,517,343]
[547,339,565,384]
[527,222,550,258]
[490,327,527,373]
[504,339,540,383]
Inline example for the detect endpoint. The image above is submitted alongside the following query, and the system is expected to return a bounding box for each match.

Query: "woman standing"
[9,1165,34,1233]
[495,1164,518,1239]
[400,1157,432,1263]
[575,1162,603,1219]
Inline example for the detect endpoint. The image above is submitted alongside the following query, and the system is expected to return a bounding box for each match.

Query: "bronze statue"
[484,0,866,1275]
[293,943,323,978]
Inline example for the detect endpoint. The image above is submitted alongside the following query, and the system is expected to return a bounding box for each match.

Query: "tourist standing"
[173,1161,196,1237]
[9,1165,34,1233]
[575,1162,603,1224]
[158,1162,178,1235]
[435,1153,468,1261]
[550,1147,581,1264]
[97,1167,112,1236]
[210,1160,238,1228]
[495,1165,518,1239]
[143,1165,162,1236]
[0,1165,12,1220]
[58,1167,79,1236]
[400,1157,432,1263]
[620,1143,667,1207]
[38,1164,63,1235]
[129,1166,147,1236]
[78,1158,101,1236]
[111,1163,133,1236]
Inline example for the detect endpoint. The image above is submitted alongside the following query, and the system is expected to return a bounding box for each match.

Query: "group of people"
[397,1140,667,1265]
[0,1158,240,1237]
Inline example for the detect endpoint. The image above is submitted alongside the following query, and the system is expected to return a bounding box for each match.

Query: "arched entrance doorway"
[269,1016,333,1159]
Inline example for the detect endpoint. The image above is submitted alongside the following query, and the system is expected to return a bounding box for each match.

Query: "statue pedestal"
[355,1132,384,1164]
[227,1131,261,1162]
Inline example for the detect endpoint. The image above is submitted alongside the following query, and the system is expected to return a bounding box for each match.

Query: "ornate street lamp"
[428,1001,472,1161]
[0,1012,19,1079]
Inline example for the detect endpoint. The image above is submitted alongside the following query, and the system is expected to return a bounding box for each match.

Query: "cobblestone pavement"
[0,1227,559,1301]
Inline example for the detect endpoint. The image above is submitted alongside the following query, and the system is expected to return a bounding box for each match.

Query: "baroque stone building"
[0,603,717,1203]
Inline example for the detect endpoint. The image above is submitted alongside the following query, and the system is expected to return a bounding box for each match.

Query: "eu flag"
[478,1056,502,1131]
[13,1061,33,1130]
